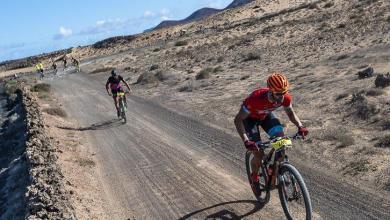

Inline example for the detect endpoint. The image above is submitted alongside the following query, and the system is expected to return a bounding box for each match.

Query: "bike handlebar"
[254,133,303,150]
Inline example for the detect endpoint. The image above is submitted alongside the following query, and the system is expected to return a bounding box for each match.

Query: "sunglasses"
[273,92,286,97]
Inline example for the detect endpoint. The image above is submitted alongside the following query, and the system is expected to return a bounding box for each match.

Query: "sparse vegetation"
[350,93,379,120]
[136,72,158,85]
[374,73,390,88]
[89,67,113,74]
[365,88,384,96]
[174,40,188,46]
[43,107,67,118]
[195,66,223,80]
[343,159,377,176]
[76,158,96,167]
[4,80,18,95]
[335,93,349,101]
[196,68,213,80]
[323,2,334,8]
[243,52,261,62]
[374,135,390,148]
[149,65,159,71]
[178,81,194,92]
[316,127,355,148]
[240,75,250,80]
[31,83,51,93]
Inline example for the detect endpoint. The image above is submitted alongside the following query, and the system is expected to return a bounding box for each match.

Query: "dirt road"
[47,72,389,219]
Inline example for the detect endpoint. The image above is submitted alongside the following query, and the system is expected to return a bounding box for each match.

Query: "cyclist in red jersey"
[234,72,308,196]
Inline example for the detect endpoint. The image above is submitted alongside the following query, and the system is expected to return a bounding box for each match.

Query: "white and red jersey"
[242,88,292,120]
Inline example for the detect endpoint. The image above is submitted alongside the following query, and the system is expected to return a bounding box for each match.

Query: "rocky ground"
[0,81,75,219]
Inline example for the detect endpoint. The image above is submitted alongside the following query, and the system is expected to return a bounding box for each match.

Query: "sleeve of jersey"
[282,94,292,107]
[242,97,253,114]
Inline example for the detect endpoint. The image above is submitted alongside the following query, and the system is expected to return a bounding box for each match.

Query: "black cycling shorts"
[111,88,124,97]
[243,113,284,142]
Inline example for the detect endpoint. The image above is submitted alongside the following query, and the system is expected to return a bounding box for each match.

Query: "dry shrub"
[316,127,355,148]
[43,107,67,118]
[31,83,51,93]
[76,158,96,167]
[149,65,159,71]
[178,81,194,92]
[4,80,18,95]
[365,88,384,96]
[375,135,390,148]
[196,68,213,80]
[343,159,376,176]
[89,67,113,74]
[240,75,250,80]
[323,2,334,8]
[335,93,349,101]
[174,40,188,46]
[374,73,390,88]
[243,52,261,62]
[217,56,224,63]
[350,93,379,120]
[136,72,158,85]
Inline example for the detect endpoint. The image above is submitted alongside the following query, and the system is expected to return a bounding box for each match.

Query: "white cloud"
[143,10,155,17]
[161,8,170,16]
[204,0,228,8]
[60,26,72,36]
[53,26,73,40]
[160,8,171,21]
[80,18,127,35]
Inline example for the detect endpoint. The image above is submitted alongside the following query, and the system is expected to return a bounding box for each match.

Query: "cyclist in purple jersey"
[106,69,132,117]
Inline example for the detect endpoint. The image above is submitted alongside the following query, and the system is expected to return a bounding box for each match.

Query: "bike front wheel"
[278,163,312,220]
[245,151,270,203]
[119,98,127,123]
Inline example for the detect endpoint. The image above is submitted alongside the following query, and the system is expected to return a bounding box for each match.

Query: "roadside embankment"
[0,79,75,219]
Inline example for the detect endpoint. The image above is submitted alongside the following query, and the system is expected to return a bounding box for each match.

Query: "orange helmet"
[267,72,289,93]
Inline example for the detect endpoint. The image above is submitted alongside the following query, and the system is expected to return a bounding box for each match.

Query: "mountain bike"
[117,91,127,123]
[245,134,312,220]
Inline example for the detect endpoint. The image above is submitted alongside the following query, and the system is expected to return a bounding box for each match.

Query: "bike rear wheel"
[278,163,312,220]
[245,151,270,203]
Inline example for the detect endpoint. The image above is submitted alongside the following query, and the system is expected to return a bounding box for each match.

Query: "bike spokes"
[278,165,312,220]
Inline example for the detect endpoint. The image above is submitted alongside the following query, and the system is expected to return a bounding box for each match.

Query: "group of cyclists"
[36,55,80,77]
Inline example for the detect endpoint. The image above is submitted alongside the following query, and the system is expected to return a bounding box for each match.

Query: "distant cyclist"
[35,63,44,78]
[234,72,308,196]
[72,57,80,72]
[105,69,132,117]
[51,58,57,74]
[62,55,67,69]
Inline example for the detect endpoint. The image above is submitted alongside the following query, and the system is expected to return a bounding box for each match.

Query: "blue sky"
[0,0,232,62]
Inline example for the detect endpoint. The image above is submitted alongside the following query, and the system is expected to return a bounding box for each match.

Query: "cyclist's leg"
[259,113,285,138]
[243,118,264,175]
[112,90,119,111]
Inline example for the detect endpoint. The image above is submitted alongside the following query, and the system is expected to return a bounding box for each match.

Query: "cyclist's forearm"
[234,118,249,142]
[288,111,303,127]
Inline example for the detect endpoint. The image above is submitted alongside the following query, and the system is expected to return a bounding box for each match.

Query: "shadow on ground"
[57,119,123,131]
[178,200,264,220]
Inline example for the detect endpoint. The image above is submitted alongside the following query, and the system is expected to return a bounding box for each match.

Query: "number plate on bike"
[271,138,292,150]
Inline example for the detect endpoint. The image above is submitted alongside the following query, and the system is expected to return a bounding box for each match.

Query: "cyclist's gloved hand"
[298,126,308,139]
[244,140,258,151]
